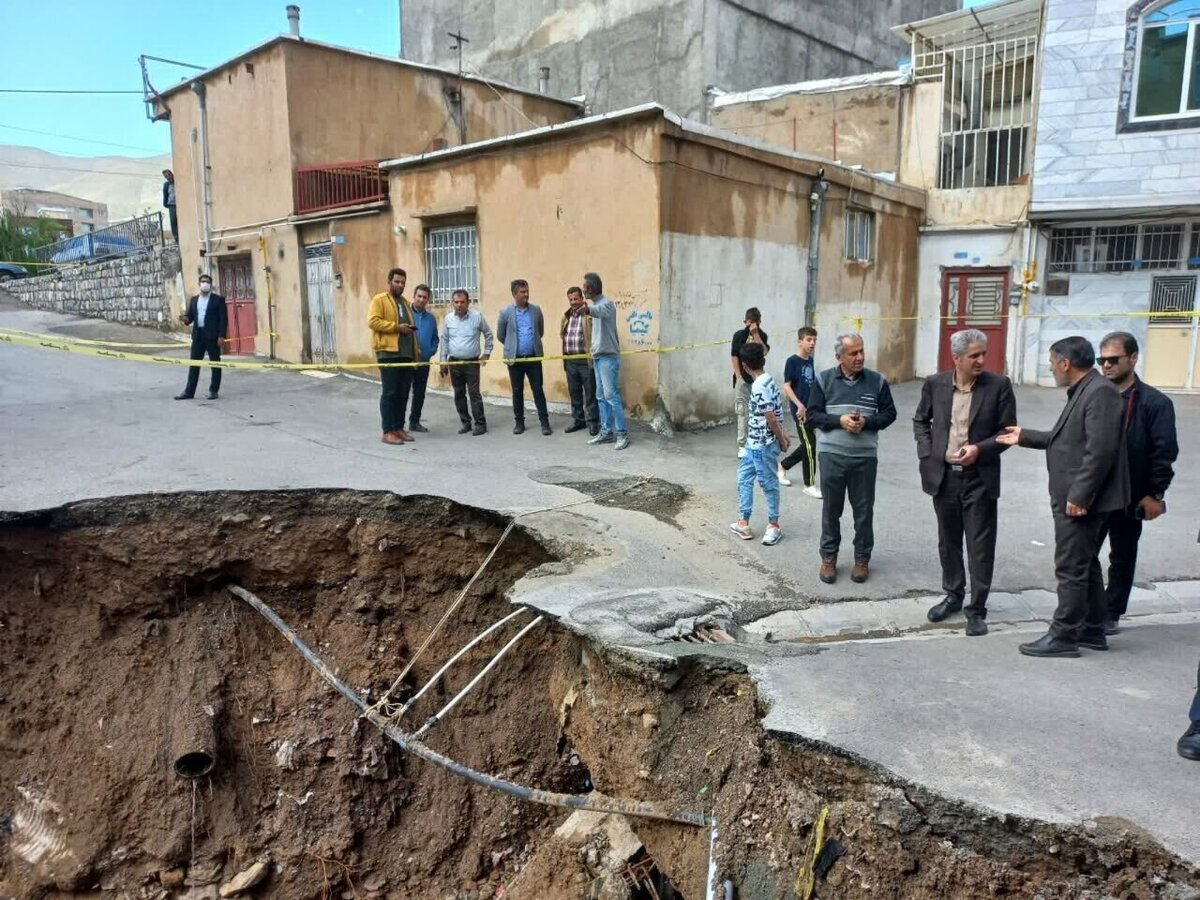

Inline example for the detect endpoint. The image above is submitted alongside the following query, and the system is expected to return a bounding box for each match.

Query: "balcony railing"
[294,160,388,216]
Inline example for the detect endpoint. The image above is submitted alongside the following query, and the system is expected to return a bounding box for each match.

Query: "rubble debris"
[218,859,269,897]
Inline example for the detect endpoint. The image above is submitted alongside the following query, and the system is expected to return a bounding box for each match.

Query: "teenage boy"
[779,326,821,498]
[730,342,790,546]
[730,308,770,458]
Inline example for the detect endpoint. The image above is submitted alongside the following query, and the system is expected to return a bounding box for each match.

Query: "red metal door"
[217,256,257,355]
[937,269,1009,374]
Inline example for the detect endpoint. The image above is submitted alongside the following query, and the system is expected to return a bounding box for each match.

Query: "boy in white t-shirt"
[730,342,790,545]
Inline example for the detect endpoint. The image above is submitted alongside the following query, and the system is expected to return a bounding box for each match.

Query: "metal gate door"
[304,244,337,365]
[216,255,257,355]
[937,269,1009,374]
[1143,275,1198,390]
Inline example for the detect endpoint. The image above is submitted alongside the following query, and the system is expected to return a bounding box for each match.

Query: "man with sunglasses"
[1096,332,1178,634]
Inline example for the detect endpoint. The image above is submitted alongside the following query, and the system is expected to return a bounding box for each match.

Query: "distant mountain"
[0,145,171,222]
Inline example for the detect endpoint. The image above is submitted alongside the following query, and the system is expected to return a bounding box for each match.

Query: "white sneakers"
[777,465,793,486]
[803,484,823,499]
[762,524,782,545]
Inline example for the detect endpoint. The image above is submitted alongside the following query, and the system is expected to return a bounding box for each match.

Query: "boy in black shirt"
[730,307,769,458]
[779,327,821,497]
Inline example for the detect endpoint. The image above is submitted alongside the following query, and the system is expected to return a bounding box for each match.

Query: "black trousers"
[564,358,599,427]
[409,363,431,426]
[377,352,413,432]
[450,359,485,427]
[1098,508,1143,620]
[781,416,818,486]
[183,336,222,396]
[1050,511,1108,641]
[167,206,178,241]
[508,359,549,424]
[819,453,877,562]
[1190,658,1200,722]
[933,467,998,618]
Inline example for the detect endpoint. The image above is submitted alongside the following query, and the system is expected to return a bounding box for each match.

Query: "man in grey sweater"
[582,271,630,451]
[806,333,897,585]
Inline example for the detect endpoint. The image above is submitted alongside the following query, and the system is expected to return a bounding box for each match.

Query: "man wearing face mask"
[175,273,228,401]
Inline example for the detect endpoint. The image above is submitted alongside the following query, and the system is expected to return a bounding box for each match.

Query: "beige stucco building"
[152,34,580,360]
[712,0,1043,383]
[354,105,923,428]
[2,189,109,238]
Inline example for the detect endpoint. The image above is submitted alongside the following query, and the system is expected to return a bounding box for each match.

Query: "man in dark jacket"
[807,332,897,585]
[998,335,1128,657]
[174,273,228,400]
[1096,331,1178,634]
[913,329,1017,636]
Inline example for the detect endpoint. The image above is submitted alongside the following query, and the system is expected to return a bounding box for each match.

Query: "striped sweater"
[807,366,897,457]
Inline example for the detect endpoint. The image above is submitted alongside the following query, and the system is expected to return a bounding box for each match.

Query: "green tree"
[0,211,66,268]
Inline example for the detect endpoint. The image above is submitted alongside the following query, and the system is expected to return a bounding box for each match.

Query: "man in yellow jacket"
[368,267,420,444]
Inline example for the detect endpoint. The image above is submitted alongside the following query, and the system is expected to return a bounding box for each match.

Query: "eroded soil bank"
[0,490,1196,900]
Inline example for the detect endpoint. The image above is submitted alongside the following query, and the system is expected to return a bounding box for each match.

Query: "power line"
[0,161,162,178]
[0,89,144,95]
[0,123,165,154]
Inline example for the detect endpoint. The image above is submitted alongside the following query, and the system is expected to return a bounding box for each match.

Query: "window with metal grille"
[423,224,478,305]
[1049,222,1197,273]
[844,209,875,262]
[1142,224,1185,268]
[935,38,1037,190]
[1149,275,1197,324]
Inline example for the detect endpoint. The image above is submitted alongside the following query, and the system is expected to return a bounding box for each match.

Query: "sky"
[0,0,994,165]
[0,0,400,163]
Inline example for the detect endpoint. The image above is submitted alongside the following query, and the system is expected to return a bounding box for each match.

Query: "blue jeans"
[594,354,626,435]
[738,445,780,523]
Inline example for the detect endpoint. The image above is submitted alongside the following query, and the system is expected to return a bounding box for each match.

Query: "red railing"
[293,160,388,215]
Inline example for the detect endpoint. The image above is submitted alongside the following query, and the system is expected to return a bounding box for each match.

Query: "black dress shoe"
[565,422,587,434]
[588,425,600,437]
[458,424,472,435]
[1179,722,1200,761]
[206,392,219,400]
[513,422,525,435]
[541,422,553,436]
[174,393,194,400]
[1077,631,1109,651]
[927,597,963,623]
[409,423,429,433]
[1104,618,1120,635]
[472,424,487,436]
[1018,631,1080,658]
[965,616,988,637]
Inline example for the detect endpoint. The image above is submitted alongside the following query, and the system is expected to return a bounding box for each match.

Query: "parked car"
[0,262,30,282]
[50,232,140,265]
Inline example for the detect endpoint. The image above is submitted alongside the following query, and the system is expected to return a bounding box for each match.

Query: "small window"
[423,223,478,305]
[1132,1,1200,120]
[1141,223,1185,268]
[844,209,875,262]
[1188,222,1200,269]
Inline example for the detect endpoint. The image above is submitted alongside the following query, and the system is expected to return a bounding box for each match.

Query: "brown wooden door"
[217,256,257,355]
[937,269,1009,374]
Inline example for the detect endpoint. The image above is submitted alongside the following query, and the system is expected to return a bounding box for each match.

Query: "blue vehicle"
[0,262,29,282]
[50,232,141,265]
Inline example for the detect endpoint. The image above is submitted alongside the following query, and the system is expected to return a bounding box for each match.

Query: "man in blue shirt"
[408,283,440,432]
[779,326,821,498]
[496,278,551,435]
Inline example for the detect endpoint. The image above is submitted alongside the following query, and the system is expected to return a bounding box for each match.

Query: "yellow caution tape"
[815,308,1200,326]
[0,327,277,349]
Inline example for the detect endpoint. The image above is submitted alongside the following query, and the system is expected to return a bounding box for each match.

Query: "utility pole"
[447,31,470,144]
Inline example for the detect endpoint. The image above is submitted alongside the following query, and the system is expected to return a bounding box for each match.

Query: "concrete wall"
[5,246,180,329]
[1033,0,1200,214]
[385,119,664,416]
[328,212,398,367]
[710,83,905,172]
[401,0,955,120]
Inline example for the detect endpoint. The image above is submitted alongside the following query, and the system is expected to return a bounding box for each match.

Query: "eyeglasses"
[1097,355,1127,366]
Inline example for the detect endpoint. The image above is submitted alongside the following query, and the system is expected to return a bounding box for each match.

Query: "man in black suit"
[998,335,1128,658]
[1095,331,1178,634]
[174,273,228,401]
[913,329,1017,636]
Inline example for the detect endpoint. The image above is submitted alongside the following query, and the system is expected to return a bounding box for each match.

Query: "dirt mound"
[1,490,1197,900]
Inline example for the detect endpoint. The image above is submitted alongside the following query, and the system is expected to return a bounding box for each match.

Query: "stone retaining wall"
[6,246,181,330]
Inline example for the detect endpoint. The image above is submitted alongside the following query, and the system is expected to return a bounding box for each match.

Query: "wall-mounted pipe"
[804,169,829,328]
[190,80,213,277]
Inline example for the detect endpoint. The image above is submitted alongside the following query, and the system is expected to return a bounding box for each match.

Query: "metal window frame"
[423,223,479,306]
[1048,221,1196,274]
[843,208,875,262]
[1131,10,1200,121]
[1148,273,1198,324]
